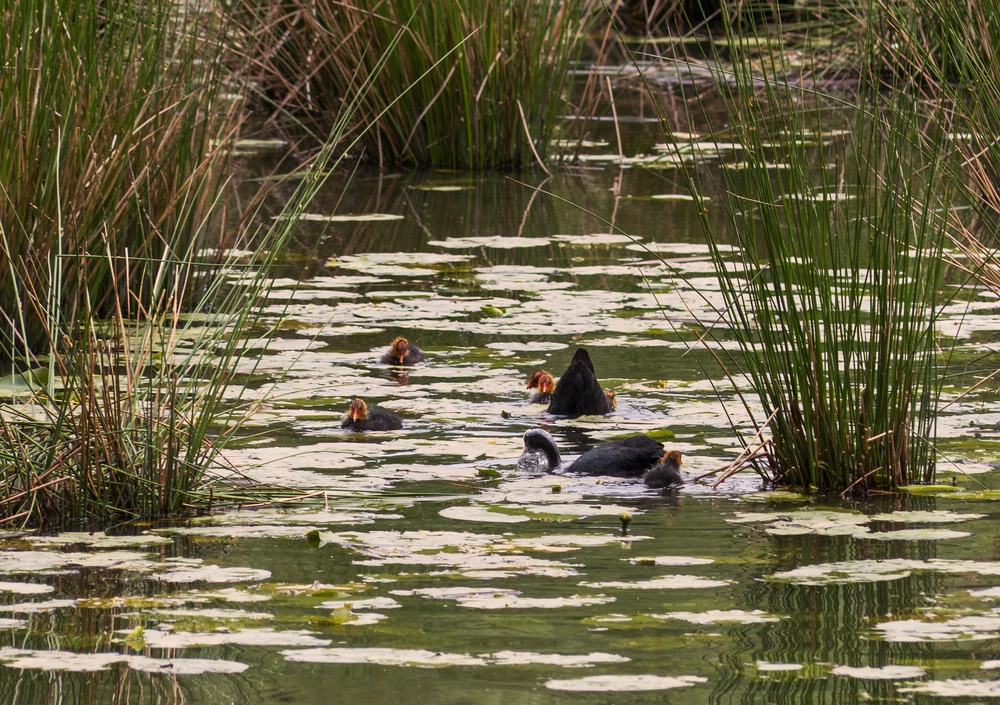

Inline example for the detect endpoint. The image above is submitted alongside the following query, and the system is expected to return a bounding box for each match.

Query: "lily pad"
[544,675,707,691]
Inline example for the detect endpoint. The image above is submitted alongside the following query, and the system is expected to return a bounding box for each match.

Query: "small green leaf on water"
[646,429,675,441]
[898,484,964,495]
[477,468,501,479]
[551,485,562,494]
[0,367,49,395]
[124,625,145,651]
[305,530,322,548]
[500,410,512,419]
[480,305,506,317]
[330,606,354,624]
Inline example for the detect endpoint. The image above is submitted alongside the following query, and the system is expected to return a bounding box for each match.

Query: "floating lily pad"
[137,628,329,649]
[756,661,803,672]
[0,581,54,595]
[652,609,780,624]
[428,236,550,249]
[627,556,714,567]
[581,576,730,590]
[544,675,707,691]
[438,506,531,523]
[899,680,1000,697]
[831,664,926,679]
[869,511,985,523]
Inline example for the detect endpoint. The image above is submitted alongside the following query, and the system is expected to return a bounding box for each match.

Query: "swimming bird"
[380,337,425,365]
[519,429,682,488]
[341,398,403,432]
[526,370,556,404]
[546,348,614,418]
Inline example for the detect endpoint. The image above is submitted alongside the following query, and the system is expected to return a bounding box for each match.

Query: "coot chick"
[341,398,403,432]
[526,370,556,404]
[643,450,683,489]
[380,337,425,365]
[519,429,682,488]
[547,348,614,418]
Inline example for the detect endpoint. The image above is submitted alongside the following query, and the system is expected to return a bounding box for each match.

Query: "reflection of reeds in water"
[647,1,954,491]
[236,0,598,169]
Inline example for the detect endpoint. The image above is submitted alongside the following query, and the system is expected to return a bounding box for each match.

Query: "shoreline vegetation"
[3,0,998,526]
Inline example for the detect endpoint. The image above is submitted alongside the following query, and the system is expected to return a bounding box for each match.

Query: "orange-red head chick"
[526,370,556,395]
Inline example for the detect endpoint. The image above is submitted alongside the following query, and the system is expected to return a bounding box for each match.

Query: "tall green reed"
[0,0,235,357]
[0,2,372,524]
[236,0,598,169]
[647,0,955,490]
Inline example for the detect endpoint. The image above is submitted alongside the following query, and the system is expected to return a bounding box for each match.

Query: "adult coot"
[519,429,682,488]
[546,348,614,418]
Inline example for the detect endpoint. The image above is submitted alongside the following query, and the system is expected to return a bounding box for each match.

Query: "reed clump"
[653,0,956,491]
[237,0,597,169]
[0,0,356,526]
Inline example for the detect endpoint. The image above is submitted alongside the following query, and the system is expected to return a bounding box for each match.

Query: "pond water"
[6,84,1000,704]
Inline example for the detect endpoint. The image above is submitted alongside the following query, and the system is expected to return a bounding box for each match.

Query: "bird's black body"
[519,429,682,489]
[547,348,614,418]
[341,399,403,432]
[380,337,425,365]
[567,435,664,477]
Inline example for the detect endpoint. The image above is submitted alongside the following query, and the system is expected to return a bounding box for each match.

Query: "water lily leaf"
[875,614,1000,642]
[137,628,329,649]
[438,506,531,523]
[0,581,54,595]
[756,661,804,672]
[898,484,964,494]
[428,236,550,249]
[651,609,780,624]
[627,556,714,567]
[0,368,48,396]
[860,529,971,541]
[580,575,729,590]
[869,510,985,523]
[831,664,925,679]
[544,675,706,692]
[28,532,172,548]
[282,647,484,667]
[899,680,1000,697]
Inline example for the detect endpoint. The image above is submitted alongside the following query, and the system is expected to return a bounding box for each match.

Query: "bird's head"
[662,449,682,469]
[348,398,369,422]
[521,428,562,470]
[527,370,556,394]
[605,390,617,409]
[388,337,410,363]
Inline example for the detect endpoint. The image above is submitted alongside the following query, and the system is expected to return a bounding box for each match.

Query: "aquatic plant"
[235,0,598,169]
[0,0,235,357]
[643,0,956,491]
[0,0,379,525]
